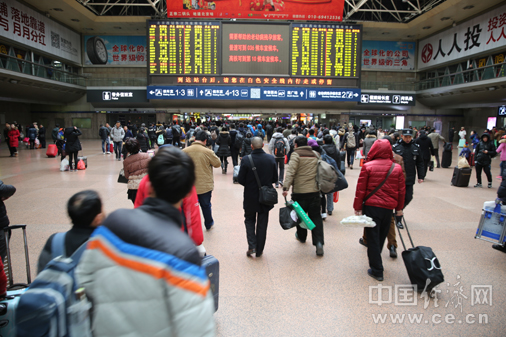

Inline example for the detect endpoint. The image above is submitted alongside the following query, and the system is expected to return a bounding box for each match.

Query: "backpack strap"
[51,232,67,259]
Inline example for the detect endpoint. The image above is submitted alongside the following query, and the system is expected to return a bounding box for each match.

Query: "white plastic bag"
[340,215,376,228]
[457,156,470,169]
[60,158,69,171]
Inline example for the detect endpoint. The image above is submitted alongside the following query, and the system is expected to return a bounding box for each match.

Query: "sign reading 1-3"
[147,86,361,102]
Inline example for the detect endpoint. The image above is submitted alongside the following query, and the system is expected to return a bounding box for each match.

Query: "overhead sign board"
[362,40,415,71]
[418,3,506,70]
[0,0,81,64]
[147,85,360,102]
[167,0,345,21]
[499,105,506,116]
[87,90,148,103]
[358,92,416,106]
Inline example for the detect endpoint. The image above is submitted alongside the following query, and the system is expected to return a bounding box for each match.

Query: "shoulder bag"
[248,155,278,206]
[362,163,395,208]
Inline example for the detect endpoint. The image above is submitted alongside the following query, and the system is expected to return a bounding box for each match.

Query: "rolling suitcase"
[451,166,472,187]
[441,143,452,168]
[46,144,57,158]
[109,143,114,153]
[397,218,444,292]
[468,153,475,166]
[0,225,32,337]
[202,255,219,312]
[77,156,88,169]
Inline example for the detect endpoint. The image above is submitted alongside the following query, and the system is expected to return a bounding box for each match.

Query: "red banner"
[169,0,344,21]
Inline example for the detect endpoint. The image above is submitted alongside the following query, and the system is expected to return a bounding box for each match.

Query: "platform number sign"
[499,105,506,117]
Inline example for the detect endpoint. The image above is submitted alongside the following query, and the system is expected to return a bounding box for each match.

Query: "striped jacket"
[76,225,215,336]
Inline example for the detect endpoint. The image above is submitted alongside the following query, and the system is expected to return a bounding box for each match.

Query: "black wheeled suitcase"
[397,218,444,292]
[0,225,32,337]
[451,167,472,187]
[340,151,346,175]
[202,255,219,312]
[441,143,452,168]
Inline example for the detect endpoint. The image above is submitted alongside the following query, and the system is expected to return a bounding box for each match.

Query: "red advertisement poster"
[168,0,344,21]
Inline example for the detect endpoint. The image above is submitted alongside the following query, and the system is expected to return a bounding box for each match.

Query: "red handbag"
[333,192,339,203]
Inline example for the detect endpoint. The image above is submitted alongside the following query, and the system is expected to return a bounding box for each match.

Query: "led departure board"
[291,24,361,78]
[221,23,290,76]
[149,21,220,75]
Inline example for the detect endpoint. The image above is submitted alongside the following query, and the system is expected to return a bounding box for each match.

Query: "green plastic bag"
[286,198,316,231]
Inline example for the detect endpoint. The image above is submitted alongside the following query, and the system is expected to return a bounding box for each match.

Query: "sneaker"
[321,213,327,220]
[106,152,110,154]
[474,183,482,188]
[488,182,492,188]
[103,152,105,155]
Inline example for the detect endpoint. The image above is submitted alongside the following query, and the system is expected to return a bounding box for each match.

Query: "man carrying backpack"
[342,127,359,169]
[172,122,182,148]
[51,124,60,143]
[282,136,325,256]
[36,190,105,273]
[268,127,290,188]
[148,122,157,149]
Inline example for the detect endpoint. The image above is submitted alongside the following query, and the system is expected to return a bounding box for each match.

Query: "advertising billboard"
[167,0,345,21]
[362,41,415,71]
[84,35,146,66]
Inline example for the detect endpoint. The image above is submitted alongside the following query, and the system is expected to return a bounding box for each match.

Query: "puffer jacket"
[496,139,506,161]
[183,142,221,195]
[475,133,497,166]
[215,131,231,157]
[136,132,149,153]
[362,134,377,158]
[268,132,290,158]
[123,152,150,190]
[283,146,320,194]
[0,181,15,228]
[353,139,405,212]
[241,137,253,157]
[8,130,19,148]
[76,199,215,337]
[110,126,125,142]
[64,127,82,153]
[27,127,37,140]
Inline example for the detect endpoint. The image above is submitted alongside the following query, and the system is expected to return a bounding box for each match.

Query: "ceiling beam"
[345,0,369,20]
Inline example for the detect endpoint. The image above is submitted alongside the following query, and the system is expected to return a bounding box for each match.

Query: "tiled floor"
[2,141,506,336]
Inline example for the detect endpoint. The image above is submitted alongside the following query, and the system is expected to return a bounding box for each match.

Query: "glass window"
[72,118,92,129]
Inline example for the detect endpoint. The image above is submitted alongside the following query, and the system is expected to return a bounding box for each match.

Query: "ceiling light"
[71,19,79,22]
[440,17,451,21]
[82,28,93,31]
[52,8,63,11]
[463,5,474,10]
[423,26,431,30]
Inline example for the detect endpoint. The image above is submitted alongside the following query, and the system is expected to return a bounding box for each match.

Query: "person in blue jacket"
[254,124,265,139]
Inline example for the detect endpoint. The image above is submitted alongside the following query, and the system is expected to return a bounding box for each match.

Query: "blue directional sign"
[147,86,361,102]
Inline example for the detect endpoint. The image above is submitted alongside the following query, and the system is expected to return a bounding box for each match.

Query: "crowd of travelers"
[2,117,506,336]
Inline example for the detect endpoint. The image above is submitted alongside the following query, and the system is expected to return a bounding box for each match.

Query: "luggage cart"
[475,200,506,246]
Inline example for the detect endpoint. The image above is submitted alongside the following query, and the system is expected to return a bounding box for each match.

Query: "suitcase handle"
[3,225,26,231]
[396,216,415,251]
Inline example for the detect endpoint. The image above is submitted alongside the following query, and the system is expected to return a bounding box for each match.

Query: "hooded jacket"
[64,127,82,153]
[283,146,320,194]
[254,125,265,138]
[475,133,497,166]
[495,139,506,161]
[215,131,232,157]
[353,139,405,212]
[76,199,215,337]
[268,132,290,158]
[362,134,377,158]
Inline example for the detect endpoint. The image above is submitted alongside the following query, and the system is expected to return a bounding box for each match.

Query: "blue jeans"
[326,193,334,212]
[101,138,110,153]
[114,141,122,159]
[198,191,214,229]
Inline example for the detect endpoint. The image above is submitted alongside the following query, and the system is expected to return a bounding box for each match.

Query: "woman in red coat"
[7,124,20,157]
[353,139,405,281]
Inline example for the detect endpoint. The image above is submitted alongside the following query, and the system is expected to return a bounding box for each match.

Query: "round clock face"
[95,40,108,63]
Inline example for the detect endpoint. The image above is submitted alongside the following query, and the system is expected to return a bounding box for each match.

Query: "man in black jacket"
[99,124,110,154]
[415,130,434,177]
[474,133,496,188]
[238,137,278,258]
[0,181,16,262]
[148,123,157,149]
[38,124,46,148]
[37,190,104,273]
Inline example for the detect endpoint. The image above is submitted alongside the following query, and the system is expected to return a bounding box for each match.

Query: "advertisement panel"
[418,3,506,70]
[84,35,146,66]
[147,85,360,101]
[167,0,345,21]
[362,41,415,71]
[0,0,80,63]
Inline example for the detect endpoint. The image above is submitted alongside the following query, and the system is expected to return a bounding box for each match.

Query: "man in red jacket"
[353,139,406,281]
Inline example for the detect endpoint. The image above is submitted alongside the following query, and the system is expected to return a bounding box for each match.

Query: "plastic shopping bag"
[60,158,69,171]
[457,156,470,169]
[77,159,86,170]
[340,215,376,228]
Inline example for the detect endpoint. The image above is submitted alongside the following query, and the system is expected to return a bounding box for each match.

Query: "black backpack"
[235,131,244,149]
[274,138,286,157]
[172,125,181,137]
